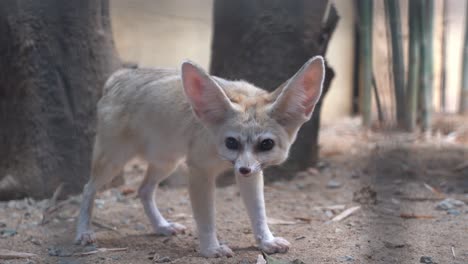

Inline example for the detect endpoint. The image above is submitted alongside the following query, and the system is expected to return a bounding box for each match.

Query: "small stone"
[420,256,437,264]
[29,237,41,246]
[350,170,360,179]
[83,244,97,252]
[324,210,334,218]
[95,199,105,209]
[340,255,354,262]
[447,209,461,216]
[0,222,6,228]
[435,198,465,211]
[48,246,72,257]
[239,259,250,264]
[327,180,342,189]
[0,229,17,237]
[135,223,146,231]
[155,256,171,263]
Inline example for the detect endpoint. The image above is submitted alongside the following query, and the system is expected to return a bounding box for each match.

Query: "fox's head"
[181,57,325,177]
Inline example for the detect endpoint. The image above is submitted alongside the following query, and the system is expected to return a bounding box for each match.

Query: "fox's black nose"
[239,167,251,175]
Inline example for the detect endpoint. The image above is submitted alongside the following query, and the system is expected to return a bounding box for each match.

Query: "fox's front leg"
[237,171,290,254]
[188,166,234,258]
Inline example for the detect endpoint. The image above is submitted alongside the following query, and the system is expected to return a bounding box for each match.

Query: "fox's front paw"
[200,245,234,258]
[74,230,97,246]
[155,222,186,236]
[260,237,290,254]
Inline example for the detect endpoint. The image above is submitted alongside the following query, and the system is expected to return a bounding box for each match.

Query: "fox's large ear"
[269,56,325,126]
[181,61,233,124]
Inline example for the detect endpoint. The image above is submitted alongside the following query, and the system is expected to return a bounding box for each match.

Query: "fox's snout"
[234,151,261,177]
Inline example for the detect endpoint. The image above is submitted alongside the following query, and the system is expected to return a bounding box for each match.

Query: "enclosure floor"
[1,117,468,264]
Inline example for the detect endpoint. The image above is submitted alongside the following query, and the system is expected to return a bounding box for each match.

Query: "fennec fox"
[75,56,325,257]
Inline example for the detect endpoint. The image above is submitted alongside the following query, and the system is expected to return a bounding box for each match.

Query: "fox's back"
[96,68,201,159]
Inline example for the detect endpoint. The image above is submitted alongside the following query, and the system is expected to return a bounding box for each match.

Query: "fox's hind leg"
[75,139,131,245]
[139,160,186,236]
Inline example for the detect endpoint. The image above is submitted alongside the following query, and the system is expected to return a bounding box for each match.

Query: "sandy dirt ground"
[1,118,468,264]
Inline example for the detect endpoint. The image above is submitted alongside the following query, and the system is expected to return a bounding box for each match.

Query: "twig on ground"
[314,204,346,211]
[0,249,37,259]
[453,161,468,171]
[267,218,296,225]
[294,217,312,223]
[41,197,78,225]
[399,213,434,219]
[400,196,444,202]
[331,206,361,222]
[256,254,267,264]
[423,183,445,198]
[50,183,64,206]
[92,220,120,233]
[73,247,128,256]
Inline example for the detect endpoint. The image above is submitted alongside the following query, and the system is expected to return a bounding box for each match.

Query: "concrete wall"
[110,0,355,123]
[444,0,466,112]
[111,0,213,69]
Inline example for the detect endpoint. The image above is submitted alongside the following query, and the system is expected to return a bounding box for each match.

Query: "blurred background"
[111,0,468,123]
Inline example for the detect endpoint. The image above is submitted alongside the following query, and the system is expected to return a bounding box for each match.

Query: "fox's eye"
[259,138,275,151]
[225,137,239,150]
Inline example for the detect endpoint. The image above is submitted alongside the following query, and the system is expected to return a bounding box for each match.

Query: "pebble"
[0,229,17,237]
[95,199,106,209]
[327,179,342,189]
[155,256,171,263]
[135,223,146,231]
[239,259,250,264]
[420,256,437,264]
[324,210,334,218]
[47,246,73,257]
[447,209,461,216]
[435,198,465,211]
[340,255,355,262]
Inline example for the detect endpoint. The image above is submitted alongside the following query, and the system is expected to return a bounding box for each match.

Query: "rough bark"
[0,0,121,200]
[211,0,337,179]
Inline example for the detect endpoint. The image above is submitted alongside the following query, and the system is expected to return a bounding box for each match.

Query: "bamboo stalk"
[420,0,434,130]
[440,0,448,112]
[460,1,468,114]
[405,0,422,131]
[357,0,373,127]
[372,73,384,122]
[385,0,406,128]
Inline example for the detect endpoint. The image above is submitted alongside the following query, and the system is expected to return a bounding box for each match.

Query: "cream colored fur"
[75,57,325,258]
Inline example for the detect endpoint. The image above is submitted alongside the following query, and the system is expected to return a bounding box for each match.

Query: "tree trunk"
[211,0,337,178]
[0,0,121,200]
